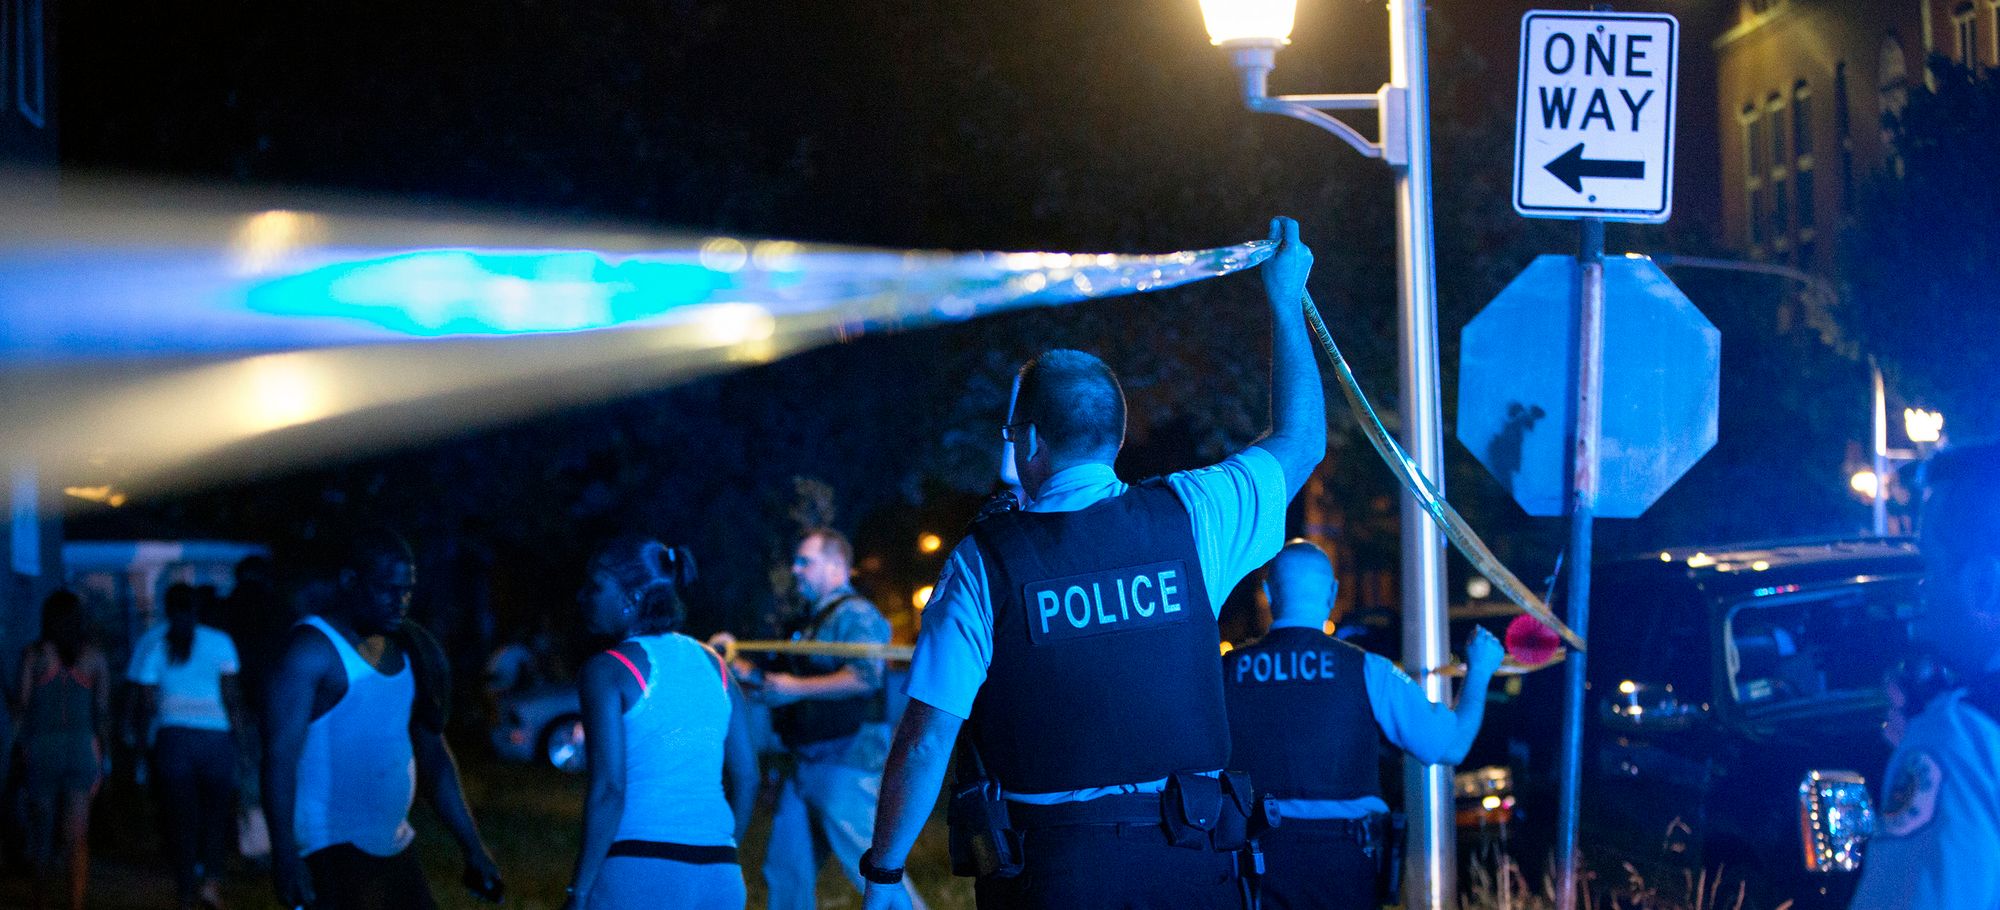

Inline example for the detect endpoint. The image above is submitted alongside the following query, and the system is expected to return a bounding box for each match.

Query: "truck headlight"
[1798,770,1874,873]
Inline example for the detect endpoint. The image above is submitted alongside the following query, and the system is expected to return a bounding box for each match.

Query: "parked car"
[1497,537,1922,909]
[491,684,584,772]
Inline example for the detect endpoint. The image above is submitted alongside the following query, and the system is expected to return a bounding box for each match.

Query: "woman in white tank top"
[561,538,758,910]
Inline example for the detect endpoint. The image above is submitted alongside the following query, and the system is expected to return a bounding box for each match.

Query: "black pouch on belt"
[947,777,1023,878]
[1162,772,1224,850]
[946,738,1023,878]
[1211,771,1266,851]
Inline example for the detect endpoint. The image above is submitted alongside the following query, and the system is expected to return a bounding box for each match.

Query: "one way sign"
[1513,11,1678,222]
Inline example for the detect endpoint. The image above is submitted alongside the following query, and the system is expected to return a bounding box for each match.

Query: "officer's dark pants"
[973,822,1241,910]
[1257,825,1377,910]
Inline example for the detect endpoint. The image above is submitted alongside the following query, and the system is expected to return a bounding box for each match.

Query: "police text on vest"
[1234,649,1340,686]
[1023,560,1191,645]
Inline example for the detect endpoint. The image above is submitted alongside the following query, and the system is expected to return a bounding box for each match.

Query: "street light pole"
[1199,1,1452,905]
[1385,3,1454,909]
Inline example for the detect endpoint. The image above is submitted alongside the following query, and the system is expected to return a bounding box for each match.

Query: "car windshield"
[1723,579,1921,712]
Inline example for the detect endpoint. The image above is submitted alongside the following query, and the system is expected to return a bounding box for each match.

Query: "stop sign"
[1457,254,1718,518]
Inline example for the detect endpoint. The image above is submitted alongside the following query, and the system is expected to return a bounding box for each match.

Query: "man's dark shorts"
[304,843,438,910]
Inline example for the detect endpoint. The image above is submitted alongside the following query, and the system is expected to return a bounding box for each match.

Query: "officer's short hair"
[1922,444,2000,561]
[803,528,853,568]
[1015,349,1126,461]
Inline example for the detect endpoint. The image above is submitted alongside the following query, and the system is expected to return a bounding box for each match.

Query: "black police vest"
[968,480,1230,793]
[771,595,884,750]
[1223,626,1379,801]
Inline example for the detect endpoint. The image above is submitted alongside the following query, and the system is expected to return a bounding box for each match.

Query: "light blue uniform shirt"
[906,449,1289,804]
[1261,619,1471,820]
[1848,658,2000,910]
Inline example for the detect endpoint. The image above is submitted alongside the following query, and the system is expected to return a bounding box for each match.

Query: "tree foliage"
[1844,59,2000,443]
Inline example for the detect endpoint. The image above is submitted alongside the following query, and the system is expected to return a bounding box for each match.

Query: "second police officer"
[858,217,1325,910]
[1224,541,1503,910]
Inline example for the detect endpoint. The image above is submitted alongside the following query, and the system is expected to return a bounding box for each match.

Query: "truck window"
[1722,579,1920,711]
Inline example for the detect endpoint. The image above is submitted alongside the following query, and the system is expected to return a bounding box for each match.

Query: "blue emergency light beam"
[0,176,1272,494]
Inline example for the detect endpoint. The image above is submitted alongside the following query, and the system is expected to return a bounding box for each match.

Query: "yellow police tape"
[1435,651,1567,678]
[1299,288,1585,654]
[725,640,916,662]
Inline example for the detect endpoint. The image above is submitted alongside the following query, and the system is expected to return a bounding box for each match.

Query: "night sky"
[50,0,1876,644]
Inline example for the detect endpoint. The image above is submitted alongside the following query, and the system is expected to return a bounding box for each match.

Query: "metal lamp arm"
[1226,43,1407,164]
[1246,96,1383,159]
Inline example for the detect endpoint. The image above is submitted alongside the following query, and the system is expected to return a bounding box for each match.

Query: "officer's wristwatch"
[859,847,905,885]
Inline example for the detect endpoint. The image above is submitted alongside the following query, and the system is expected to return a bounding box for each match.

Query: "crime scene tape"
[1299,283,1583,652]
[1435,652,1566,678]
[1217,237,1581,653]
[724,640,916,662]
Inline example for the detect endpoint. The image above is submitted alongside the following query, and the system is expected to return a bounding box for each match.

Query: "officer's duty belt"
[1006,794,1163,830]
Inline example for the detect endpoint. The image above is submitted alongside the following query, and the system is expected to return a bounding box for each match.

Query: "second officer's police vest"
[1223,626,1379,801]
[968,480,1229,794]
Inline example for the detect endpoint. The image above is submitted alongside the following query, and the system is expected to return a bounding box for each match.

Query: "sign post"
[1554,219,1605,910]
[1508,10,1679,910]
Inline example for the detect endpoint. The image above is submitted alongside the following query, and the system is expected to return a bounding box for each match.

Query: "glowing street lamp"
[1197,0,1295,46]
[1904,408,1944,445]
[1197,1,1450,905]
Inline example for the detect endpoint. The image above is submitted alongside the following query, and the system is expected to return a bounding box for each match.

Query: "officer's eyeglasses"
[1000,421,1033,443]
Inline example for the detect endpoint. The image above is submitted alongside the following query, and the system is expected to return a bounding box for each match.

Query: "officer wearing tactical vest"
[1224,541,1502,910]
[733,529,900,910]
[858,217,1324,910]
[1850,444,2000,910]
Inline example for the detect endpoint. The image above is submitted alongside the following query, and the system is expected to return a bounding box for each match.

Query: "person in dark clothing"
[130,583,249,909]
[1223,542,1502,909]
[261,528,502,910]
[863,217,1325,910]
[15,590,109,910]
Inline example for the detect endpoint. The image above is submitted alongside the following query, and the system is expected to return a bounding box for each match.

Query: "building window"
[1792,82,1813,158]
[1742,103,1764,249]
[1989,0,2000,65]
[12,0,47,128]
[1793,82,1816,233]
[1795,166,1816,234]
[1768,93,1787,177]
[1767,93,1789,245]
[1955,4,1977,67]
[1880,34,1910,118]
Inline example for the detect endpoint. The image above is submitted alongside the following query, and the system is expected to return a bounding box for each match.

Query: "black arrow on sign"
[1544,143,1645,193]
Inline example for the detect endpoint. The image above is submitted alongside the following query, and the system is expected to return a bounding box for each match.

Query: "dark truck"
[1488,538,1922,909]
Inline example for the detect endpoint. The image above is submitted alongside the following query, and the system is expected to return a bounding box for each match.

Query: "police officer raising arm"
[1848,444,2000,910]
[1226,541,1503,910]
[861,217,1323,910]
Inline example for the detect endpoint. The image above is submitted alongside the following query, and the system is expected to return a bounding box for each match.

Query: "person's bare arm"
[565,653,629,906]
[88,649,113,748]
[14,645,32,715]
[263,627,338,909]
[1250,216,1326,500]
[722,675,759,842]
[414,722,501,894]
[762,665,872,702]
[862,699,963,909]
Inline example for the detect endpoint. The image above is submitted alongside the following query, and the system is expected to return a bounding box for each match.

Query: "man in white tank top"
[261,530,503,910]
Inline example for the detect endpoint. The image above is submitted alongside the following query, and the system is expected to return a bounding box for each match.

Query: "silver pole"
[1871,360,1889,536]
[1386,0,1452,907]
[1554,220,1607,910]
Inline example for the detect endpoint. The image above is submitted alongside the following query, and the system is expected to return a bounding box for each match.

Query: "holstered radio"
[946,739,1023,878]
